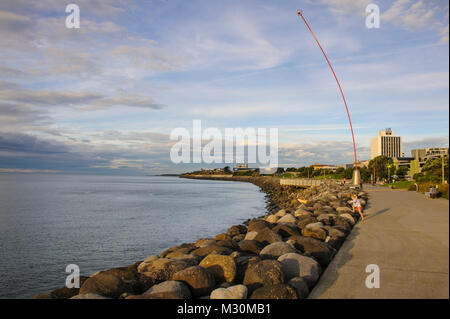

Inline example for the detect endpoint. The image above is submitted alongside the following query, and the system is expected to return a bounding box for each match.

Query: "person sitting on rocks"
[351,194,364,221]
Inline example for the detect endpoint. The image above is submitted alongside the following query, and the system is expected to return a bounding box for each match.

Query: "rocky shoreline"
[34,176,367,299]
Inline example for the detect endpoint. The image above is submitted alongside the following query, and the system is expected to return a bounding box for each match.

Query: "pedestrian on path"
[351,194,364,221]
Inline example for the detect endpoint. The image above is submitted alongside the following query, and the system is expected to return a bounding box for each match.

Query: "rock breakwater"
[34,176,367,299]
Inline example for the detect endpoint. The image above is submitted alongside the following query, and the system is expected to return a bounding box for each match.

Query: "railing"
[280,178,323,187]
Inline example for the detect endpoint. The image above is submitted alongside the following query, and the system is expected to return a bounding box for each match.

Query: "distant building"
[411,147,448,162]
[370,128,402,159]
[313,163,337,171]
[409,147,449,176]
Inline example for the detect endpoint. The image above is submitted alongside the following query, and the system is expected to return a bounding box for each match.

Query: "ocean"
[0,174,266,299]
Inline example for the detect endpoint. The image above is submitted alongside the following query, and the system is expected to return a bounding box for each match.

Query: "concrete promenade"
[309,185,449,299]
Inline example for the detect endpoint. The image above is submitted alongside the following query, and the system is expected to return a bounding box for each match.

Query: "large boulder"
[339,213,355,225]
[210,285,248,299]
[234,256,261,283]
[248,219,271,232]
[288,236,335,268]
[243,260,284,292]
[277,253,321,287]
[265,215,279,224]
[272,224,300,238]
[34,276,89,299]
[277,214,297,224]
[226,225,247,237]
[195,238,215,247]
[79,265,144,298]
[259,242,297,260]
[199,254,236,283]
[317,214,336,226]
[138,258,189,282]
[323,226,347,249]
[274,209,287,217]
[294,208,312,218]
[191,243,233,257]
[238,240,265,255]
[253,228,282,245]
[297,217,318,230]
[161,243,195,258]
[301,223,327,241]
[214,233,231,241]
[170,254,202,266]
[244,231,258,241]
[139,280,191,299]
[336,207,352,214]
[249,284,298,299]
[287,277,309,299]
[172,266,215,297]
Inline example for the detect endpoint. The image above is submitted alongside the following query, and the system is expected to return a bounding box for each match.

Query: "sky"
[0,0,448,174]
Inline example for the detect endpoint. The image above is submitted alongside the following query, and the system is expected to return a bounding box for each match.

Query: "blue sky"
[0,0,448,174]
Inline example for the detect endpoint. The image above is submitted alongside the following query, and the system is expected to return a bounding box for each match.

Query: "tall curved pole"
[297,10,358,170]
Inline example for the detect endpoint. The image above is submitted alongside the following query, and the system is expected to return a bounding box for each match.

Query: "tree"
[368,156,393,180]
[396,166,409,179]
[276,167,285,175]
[223,166,231,174]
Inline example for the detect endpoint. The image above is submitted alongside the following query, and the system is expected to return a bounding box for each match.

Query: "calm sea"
[0,174,266,299]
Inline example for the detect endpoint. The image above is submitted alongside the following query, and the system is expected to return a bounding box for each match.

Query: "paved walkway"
[309,185,449,299]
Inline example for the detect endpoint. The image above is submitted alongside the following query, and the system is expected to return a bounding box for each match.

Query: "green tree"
[368,156,393,181]
[224,166,231,174]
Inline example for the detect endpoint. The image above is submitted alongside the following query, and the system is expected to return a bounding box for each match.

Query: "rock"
[142,280,191,299]
[235,256,261,283]
[274,209,287,217]
[259,242,297,260]
[138,258,189,282]
[170,254,202,266]
[297,217,318,230]
[191,243,233,257]
[79,266,143,298]
[232,234,246,242]
[340,213,355,225]
[210,285,248,299]
[243,260,284,292]
[323,226,346,249]
[278,253,321,287]
[195,238,215,247]
[226,225,247,237]
[336,207,352,214]
[161,243,195,258]
[294,208,312,218]
[288,236,335,268]
[250,284,298,299]
[172,266,215,297]
[253,228,282,245]
[265,215,279,224]
[214,233,231,241]
[216,239,238,249]
[199,254,237,283]
[71,293,111,299]
[34,276,89,299]
[248,219,271,232]
[277,214,297,224]
[334,216,352,233]
[244,231,258,241]
[302,225,327,241]
[287,277,309,299]
[272,224,300,238]
[143,255,159,263]
[317,214,336,226]
[238,240,265,254]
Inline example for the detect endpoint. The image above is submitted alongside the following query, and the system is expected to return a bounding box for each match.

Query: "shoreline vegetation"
[34,175,367,300]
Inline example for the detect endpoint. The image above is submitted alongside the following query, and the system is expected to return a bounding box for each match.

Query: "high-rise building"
[411,147,449,162]
[370,128,402,159]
